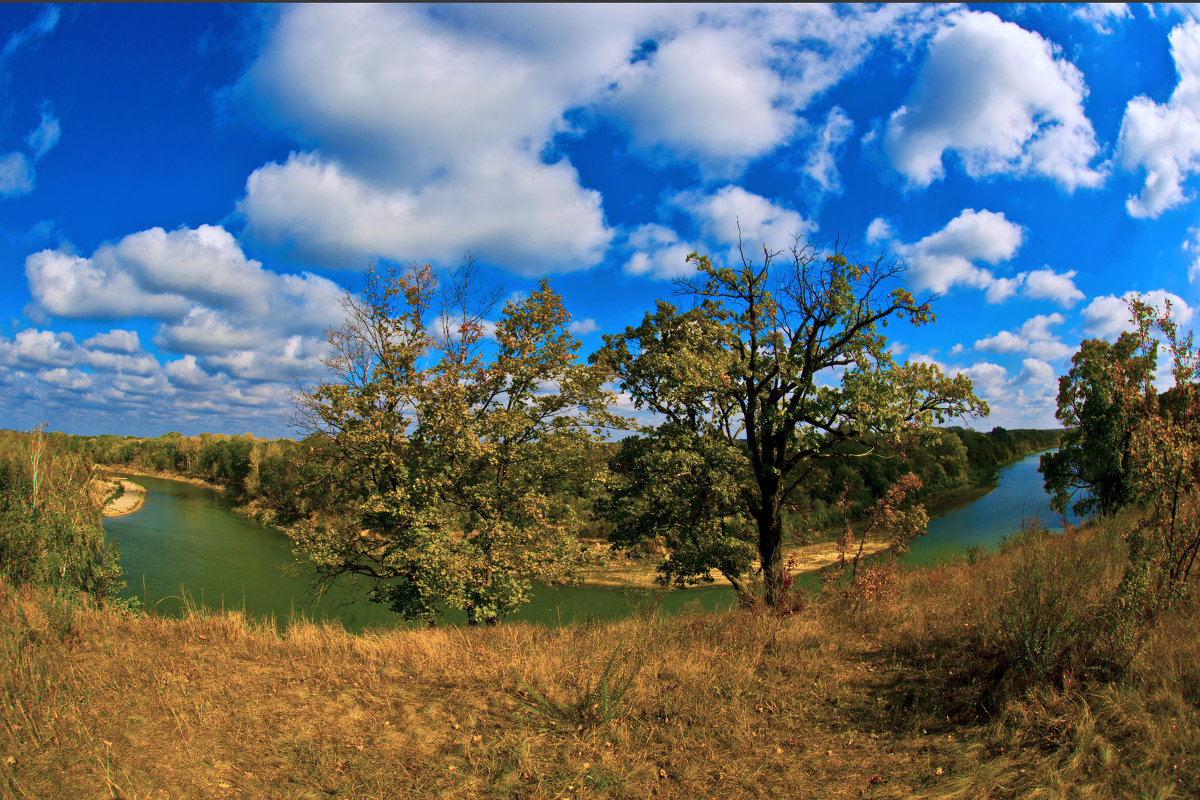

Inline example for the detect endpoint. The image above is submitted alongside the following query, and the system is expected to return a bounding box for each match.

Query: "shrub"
[517,638,644,730]
[992,520,1143,691]
[0,428,124,603]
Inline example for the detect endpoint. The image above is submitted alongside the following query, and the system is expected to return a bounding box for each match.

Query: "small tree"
[1120,297,1200,607]
[1040,334,1153,518]
[596,238,986,606]
[292,262,618,625]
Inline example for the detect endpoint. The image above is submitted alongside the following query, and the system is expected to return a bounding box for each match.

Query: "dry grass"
[2,518,1198,799]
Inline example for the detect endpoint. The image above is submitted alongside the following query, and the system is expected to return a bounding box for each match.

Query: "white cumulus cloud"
[885,11,1104,191]
[23,224,346,387]
[881,212,1084,307]
[888,209,1024,296]
[676,185,816,256]
[975,313,1074,361]
[606,25,795,167]
[622,224,700,281]
[1082,290,1194,339]
[1118,21,1200,218]
[236,4,953,272]
[625,187,814,281]
[1020,268,1086,308]
[237,4,622,274]
[82,329,141,354]
[25,225,342,328]
[240,151,610,274]
[948,357,1060,428]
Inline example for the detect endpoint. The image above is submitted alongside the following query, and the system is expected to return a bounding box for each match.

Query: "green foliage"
[292,261,619,625]
[1041,334,1151,518]
[0,428,123,603]
[517,639,644,730]
[1120,297,1200,609]
[597,238,987,604]
[599,424,755,594]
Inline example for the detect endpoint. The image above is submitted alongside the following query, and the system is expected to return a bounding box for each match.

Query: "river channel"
[104,451,1070,631]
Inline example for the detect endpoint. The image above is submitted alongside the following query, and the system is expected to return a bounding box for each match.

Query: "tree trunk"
[755,484,784,607]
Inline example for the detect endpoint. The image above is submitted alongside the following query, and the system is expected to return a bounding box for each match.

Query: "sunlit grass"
[2,511,1196,799]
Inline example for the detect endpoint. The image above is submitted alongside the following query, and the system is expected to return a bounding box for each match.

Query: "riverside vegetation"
[2,246,1198,796]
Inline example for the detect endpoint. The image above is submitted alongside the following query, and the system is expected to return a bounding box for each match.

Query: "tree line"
[71,425,1056,526]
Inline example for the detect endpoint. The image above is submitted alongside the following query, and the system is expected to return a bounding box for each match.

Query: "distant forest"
[67,426,1061,537]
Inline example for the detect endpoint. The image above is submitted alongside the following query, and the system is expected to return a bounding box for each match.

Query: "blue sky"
[2,3,1200,438]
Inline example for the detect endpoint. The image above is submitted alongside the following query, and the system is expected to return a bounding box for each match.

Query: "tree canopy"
[1040,333,1153,519]
[292,263,617,624]
[596,239,986,605]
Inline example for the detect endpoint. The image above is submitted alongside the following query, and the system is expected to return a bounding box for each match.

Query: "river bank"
[106,466,226,493]
[91,477,148,518]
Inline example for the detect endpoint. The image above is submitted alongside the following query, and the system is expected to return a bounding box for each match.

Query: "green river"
[104,451,1072,631]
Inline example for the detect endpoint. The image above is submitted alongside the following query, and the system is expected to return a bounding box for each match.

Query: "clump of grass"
[517,636,644,730]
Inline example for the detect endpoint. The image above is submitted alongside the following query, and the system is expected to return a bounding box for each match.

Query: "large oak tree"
[1040,332,1153,519]
[596,240,986,605]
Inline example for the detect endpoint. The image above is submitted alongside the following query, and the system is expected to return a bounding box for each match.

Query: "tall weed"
[993,520,1142,691]
[517,637,645,730]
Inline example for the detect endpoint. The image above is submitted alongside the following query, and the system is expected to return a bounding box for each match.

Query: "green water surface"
[104,475,734,631]
[104,452,1067,631]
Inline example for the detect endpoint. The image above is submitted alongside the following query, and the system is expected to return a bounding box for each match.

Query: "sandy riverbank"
[577,538,893,590]
[99,479,147,517]
[575,480,1005,590]
[106,467,225,493]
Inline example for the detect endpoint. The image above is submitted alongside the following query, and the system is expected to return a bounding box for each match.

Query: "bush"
[0,429,124,603]
[517,637,644,730]
[992,520,1143,691]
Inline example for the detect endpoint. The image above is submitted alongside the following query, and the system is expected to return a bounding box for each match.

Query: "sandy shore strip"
[578,538,892,590]
[101,479,147,518]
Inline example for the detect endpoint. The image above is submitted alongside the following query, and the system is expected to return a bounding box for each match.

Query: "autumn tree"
[1040,333,1153,518]
[596,238,986,606]
[292,262,618,625]
[1120,297,1200,607]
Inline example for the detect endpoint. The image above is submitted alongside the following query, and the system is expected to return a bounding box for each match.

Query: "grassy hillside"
[3,512,1196,800]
